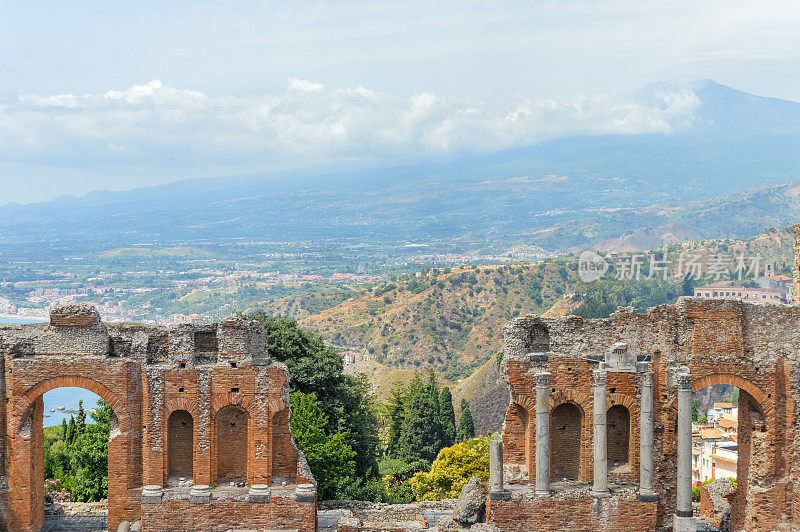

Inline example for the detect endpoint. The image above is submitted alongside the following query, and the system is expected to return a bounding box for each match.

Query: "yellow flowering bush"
[409,436,490,500]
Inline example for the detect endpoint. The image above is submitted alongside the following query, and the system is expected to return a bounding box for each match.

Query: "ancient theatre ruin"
[0,305,316,532]
[489,296,800,531]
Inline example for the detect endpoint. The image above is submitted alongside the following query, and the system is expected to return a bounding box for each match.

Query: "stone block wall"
[0,304,315,532]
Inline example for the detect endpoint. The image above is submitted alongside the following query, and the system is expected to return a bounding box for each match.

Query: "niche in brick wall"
[216,405,248,484]
[167,410,194,481]
[527,323,550,353]
[147,333,169,364]
[194,331,218,364]
[607,405,630,467]
[550,402,582,480]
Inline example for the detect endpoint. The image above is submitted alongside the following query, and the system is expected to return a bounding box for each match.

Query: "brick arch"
[163,398,200,485]
[607,404,631,467]
[549,392,592,482]
[607,392,636,412]
[692,374,768,407]
[550,401,584,480]
[549,389,591,413]
[510,393,535,413]
[214,403,250,484]
[8,373,136,531]
[267,397,285,415]
[164,397,199,419]
[212,391,255,416]
[12,375,125,431]
[166,409,195,481]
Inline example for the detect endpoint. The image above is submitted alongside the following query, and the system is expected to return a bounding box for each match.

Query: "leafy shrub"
[409,436,490,500]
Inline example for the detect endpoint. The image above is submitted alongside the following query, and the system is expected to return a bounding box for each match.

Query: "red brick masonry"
[0,305,315,532]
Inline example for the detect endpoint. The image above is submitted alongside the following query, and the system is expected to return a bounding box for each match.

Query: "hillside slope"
[293,264,574,378]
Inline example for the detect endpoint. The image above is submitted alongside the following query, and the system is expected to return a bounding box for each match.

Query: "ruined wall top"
[0,303,272,368]
[503,296,800,370]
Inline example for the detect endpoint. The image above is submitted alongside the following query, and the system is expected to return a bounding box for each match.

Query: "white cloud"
[0,79,701,172]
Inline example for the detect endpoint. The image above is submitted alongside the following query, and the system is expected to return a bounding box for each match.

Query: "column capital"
[534,372,550,387]
[640,369,653,386]
[592,369,607,386]
[676,373,692,390]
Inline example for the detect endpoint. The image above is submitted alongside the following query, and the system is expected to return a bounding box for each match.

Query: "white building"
[706,402,737,423]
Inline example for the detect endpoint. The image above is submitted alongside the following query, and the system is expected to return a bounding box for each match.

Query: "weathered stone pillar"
[489,439,511,500]
[592,369,610,497]
[637,362,657,501]
[675,371,696,531]
[535,372,551,497]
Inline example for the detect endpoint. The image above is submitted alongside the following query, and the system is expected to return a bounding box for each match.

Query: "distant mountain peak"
[637,79,800,136]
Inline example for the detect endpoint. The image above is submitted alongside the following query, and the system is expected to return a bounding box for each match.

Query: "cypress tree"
[67,415,76,445]
[425,369,443,450]
[76,400,86,435]
[457,399,475,442]
[438,387,456,447]
[61,418,68,441]
[387,383,407,457]
[398,380,441,463]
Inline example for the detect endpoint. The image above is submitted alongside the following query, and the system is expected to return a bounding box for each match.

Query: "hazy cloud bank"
[1,79,701,171]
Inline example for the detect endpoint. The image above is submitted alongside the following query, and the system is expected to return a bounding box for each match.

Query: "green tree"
[398,381,440,463]
[248,313,379,480]
[290,392,356,500]
[67,416,76,445]
[91,399,113,428]
[457,399,474,442]
[71,429,108,502]
[426,370,443,448]
[44,399,112,502]
[692,399,699,422]
[76,400,86,435]
[386,382,407,457]
[438,387,456,448]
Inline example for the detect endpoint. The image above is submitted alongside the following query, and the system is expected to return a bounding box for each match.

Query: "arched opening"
[607,405,630,471]
[692,379,767,531]
[167,410,194,483]
[216,405,248,484]
[37,387,118,530]
[502,402,531,483]
[550,402,582,480]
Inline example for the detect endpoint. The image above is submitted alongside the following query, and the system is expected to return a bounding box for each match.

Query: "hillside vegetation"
[285,264,575,379]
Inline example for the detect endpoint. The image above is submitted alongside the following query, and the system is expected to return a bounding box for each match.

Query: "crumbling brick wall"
[496,297,799,531]
[0,304,315,532]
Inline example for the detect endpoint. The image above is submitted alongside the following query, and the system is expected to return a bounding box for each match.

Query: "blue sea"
[1,316,102,426]
[42,388,103,427]
[0,316,47,324]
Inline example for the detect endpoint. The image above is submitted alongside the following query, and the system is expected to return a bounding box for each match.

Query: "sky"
[1,0,799,204]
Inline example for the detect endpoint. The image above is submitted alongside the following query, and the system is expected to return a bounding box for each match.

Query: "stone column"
[489,439,511,500]
[675,371,695,531]
[535,372,551,497]
[592,370,610,497]
[637,362,657,501]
